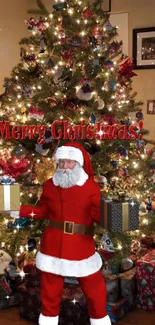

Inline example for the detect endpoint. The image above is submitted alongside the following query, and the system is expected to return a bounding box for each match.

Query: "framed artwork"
[147,100,155,114]
[101,0,111,12]
[133,27,155,69]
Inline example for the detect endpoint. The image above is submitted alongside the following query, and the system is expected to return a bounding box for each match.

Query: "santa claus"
[11,142,111,325]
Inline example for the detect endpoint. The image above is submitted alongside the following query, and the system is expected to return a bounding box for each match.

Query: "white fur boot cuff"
[38,313,58,325]
[90,315,111,325]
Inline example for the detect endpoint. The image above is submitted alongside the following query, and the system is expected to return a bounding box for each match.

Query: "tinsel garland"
[34,157,56,184]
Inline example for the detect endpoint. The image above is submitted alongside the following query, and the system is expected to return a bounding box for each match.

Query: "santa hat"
[55,142,94,177]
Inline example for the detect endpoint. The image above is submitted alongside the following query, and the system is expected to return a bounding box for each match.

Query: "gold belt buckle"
[64,221,74,235]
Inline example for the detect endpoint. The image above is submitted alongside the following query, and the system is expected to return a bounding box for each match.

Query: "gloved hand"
[10,211,20,219]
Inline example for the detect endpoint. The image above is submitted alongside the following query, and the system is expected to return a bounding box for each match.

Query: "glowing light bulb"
[19,270,26,279]
[20,246,24,253]
[143,219,148,225]
[81,31,85,36]
[68,8,74,15]
[117,244,122,250]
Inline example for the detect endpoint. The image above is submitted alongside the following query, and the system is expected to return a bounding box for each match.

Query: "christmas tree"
[0,0,155,270]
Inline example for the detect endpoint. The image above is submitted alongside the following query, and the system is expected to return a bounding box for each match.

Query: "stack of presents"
[1,244,154,324]
[0,190,155,323]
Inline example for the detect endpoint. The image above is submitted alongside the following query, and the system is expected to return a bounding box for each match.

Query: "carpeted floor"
[0,307,155,325]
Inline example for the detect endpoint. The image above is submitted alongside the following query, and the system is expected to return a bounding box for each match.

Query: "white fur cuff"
[90,315,112,325]
[36,252,102,277]
[39,314,58,325]
[55,146,84,166]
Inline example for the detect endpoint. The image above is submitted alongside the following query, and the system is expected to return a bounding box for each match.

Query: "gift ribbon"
[4,185,11,210]
[0,184,20,211]
[103,199,129,231]
[122,202,129,231]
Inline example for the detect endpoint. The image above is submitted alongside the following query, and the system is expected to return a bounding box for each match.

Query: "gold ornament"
[21,107,27,114]
[34,157,56,184]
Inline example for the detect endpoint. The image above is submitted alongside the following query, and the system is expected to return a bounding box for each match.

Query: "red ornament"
[46,97,58,108]
[92,26,102,44]
[0,157,30,179]
[83,9,94,19]
[61,49,75,67]
[61,99,67,106]
[67,102,76,111]
[29,105,44,120]
[119,58,137,80]
[101,113,117,126]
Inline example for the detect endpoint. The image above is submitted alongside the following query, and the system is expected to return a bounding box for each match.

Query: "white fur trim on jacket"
[90,315,112,325]
[55,146,84,166]
[36,252,102,277]
[39,314,58,325]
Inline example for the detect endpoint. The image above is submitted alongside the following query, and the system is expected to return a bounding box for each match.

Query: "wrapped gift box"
[136,249,155,311]
[23,263,40,288]
[141,236,155,249]
[118,267,136,305]
[100,198,139,232]
[0,275,12,300]
[106,298,132,323]
[18,285,41,322]
[0,292,19,309]
[19,283,88,324]
[0,274,19,309]
[64,277,79,285]
[60,286,88,325]
[103,274,119,303]
[0,183,20,212]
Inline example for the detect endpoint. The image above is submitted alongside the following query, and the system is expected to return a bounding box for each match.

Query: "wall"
[0,0,154,140]
[0,0,30,93]
[111,0,155,141]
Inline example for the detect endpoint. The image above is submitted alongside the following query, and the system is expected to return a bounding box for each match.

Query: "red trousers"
[40,270,107,319]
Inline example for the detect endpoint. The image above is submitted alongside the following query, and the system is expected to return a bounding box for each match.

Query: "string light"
[81,31,86,37]
[19,270,26,279]
[142,219,148,225]
[20,245,24,253]
[117,243,122,250]
[68,8,74,15]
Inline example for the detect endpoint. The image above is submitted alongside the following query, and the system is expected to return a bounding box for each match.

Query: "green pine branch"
[28,0,49,16]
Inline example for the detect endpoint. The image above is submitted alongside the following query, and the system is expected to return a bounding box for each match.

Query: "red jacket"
[20,177,102,277]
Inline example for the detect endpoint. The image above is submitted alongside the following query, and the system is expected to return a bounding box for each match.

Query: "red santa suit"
[19,142,111,325]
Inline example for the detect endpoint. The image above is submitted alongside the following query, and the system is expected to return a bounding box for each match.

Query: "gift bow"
[0,175,16,185]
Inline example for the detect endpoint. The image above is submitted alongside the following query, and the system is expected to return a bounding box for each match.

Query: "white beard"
[53,162,83,188]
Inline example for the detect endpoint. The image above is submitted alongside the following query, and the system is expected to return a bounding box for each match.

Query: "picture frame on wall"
[147,100,155,115]
[133,27,155,69]
[102,0,111,12]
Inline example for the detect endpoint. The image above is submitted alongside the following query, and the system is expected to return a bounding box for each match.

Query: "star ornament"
[29,210,36,218]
